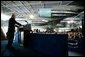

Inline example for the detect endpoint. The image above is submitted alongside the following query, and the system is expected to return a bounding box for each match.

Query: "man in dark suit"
[6,13,22,48]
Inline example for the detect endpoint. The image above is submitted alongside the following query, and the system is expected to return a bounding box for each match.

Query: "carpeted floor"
[1,40,84,56]
[68,51,83,56]
[1,40,47,56]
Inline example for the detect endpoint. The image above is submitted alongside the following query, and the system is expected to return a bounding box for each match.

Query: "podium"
[18,24,31,47]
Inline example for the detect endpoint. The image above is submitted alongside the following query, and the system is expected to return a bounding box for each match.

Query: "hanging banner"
[38,8,51,17]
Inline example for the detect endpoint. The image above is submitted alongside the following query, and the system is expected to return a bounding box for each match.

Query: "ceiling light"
[70,20,74,23]
[80,26,82,28]
[30,15,34,19]
[42,20,48,22]
[67,20,74,23]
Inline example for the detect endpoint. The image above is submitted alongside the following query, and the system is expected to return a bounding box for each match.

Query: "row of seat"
[68,37,84,54]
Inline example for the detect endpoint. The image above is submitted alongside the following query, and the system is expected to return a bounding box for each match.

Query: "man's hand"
[15,24,19,27]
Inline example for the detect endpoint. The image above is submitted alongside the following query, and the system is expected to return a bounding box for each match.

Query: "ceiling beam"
[60,1,62,6]
[51,5,83,11]
[75,11,84,18]
[65,1,73,5]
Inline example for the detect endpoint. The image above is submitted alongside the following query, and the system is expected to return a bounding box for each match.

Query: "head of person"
[11,13,16,19]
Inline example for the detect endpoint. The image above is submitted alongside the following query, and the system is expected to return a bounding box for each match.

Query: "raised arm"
[15,20,22,26]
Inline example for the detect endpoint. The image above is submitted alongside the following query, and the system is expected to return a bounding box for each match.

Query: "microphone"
[25,20,28,24]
